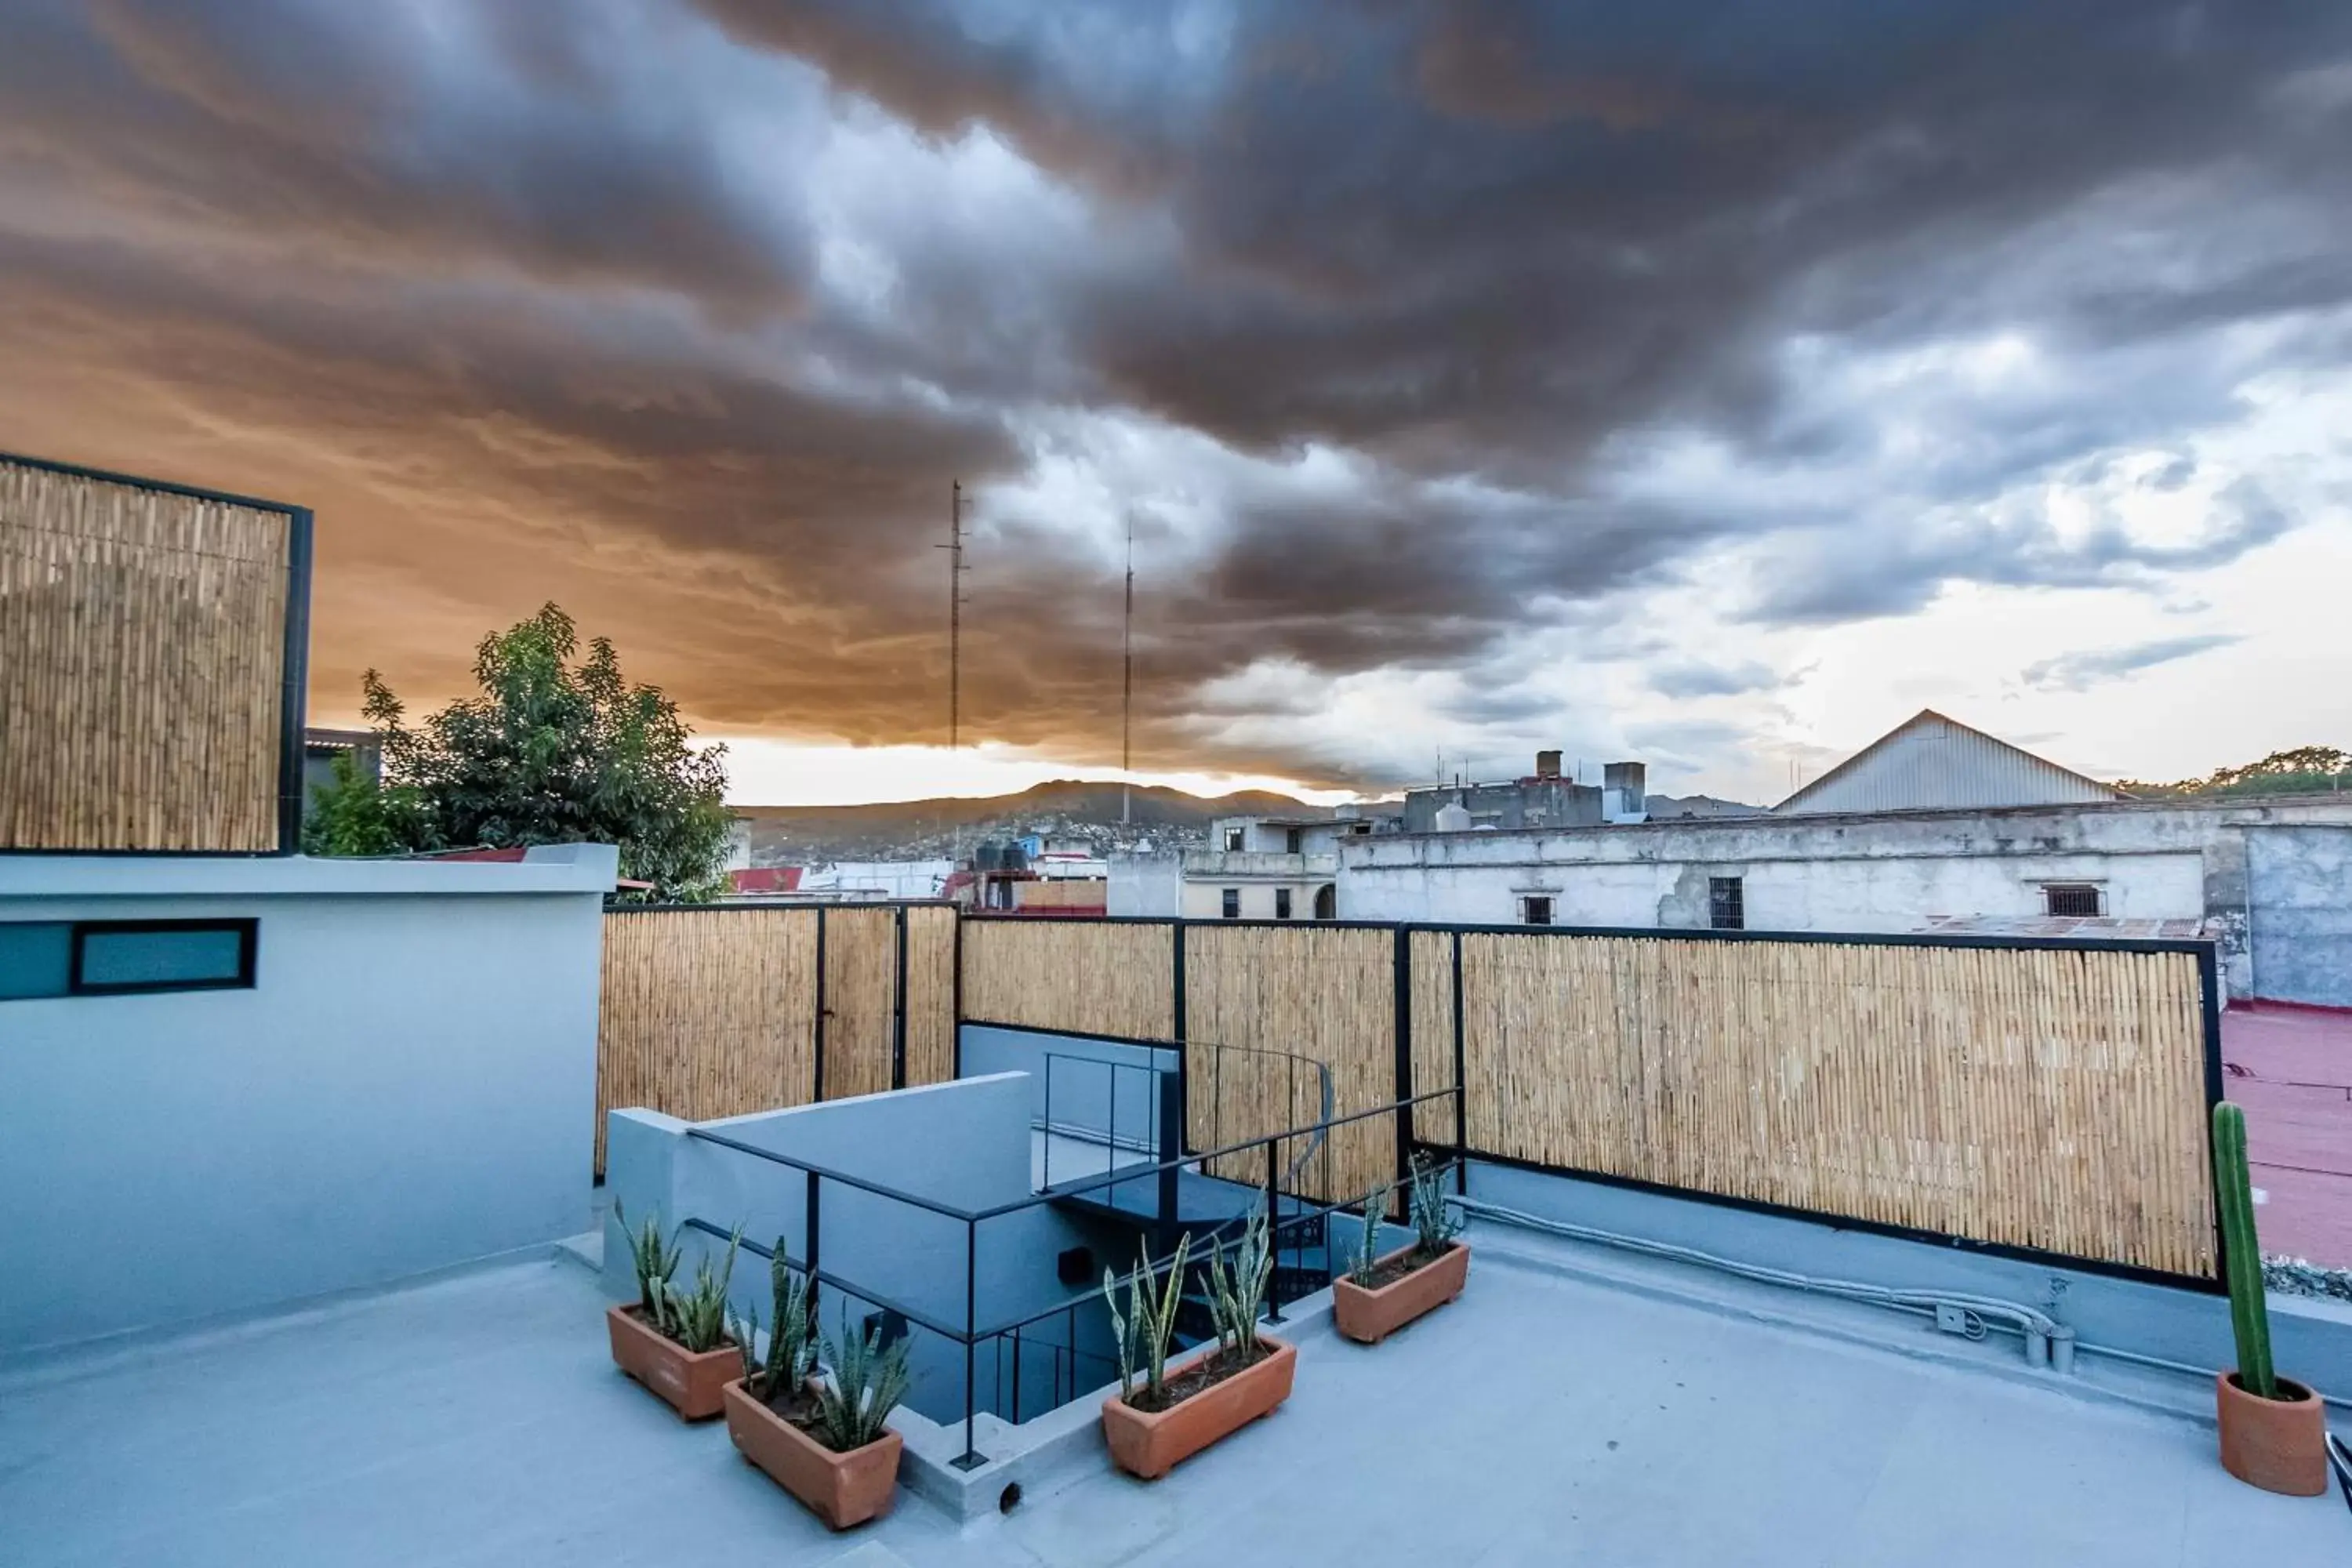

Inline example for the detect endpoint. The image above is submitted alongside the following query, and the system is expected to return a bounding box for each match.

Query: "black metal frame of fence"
[677,1084,1461,1468]
[956,913,2230,1294]
[0,448,315,858]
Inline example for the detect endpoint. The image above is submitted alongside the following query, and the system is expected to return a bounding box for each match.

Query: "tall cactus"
[2212,1102,2278,1399]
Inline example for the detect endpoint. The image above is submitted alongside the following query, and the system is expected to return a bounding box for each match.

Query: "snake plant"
[1409,1155,1464,1258]
[1205,1198,1273,1369]
[612,1198,682,1319]
[655,1226,739,1352]
[732,1240,820,1398]
[1102,1230,1192,1403]
[811,1311,912,1452]
[1349,1181,1393,1287]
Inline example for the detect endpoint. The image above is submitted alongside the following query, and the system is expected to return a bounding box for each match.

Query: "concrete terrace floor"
[7,1240,2347,1567]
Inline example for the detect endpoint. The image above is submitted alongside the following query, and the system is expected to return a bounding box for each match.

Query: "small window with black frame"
[0,918,257,1000]
[2043,883,2102,917]
[1708,877,1744,931]
[1520,895,1553,926]
[1221,888,1241,919]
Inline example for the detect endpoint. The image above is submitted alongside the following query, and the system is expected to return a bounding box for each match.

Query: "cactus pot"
[2216,1371,2328,1496]
[724,1378,902,1530]
[606,1305,737,1421]
[1102,1334,1295,1480]
[1334,1242,1469,1345]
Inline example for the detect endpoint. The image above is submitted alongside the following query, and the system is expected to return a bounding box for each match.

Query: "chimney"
[1602,761,1646,823]
[1535,749,1563,780]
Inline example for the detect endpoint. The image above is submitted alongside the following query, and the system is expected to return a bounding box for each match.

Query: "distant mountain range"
[734,780,1327,863]
[735,779,1766,863]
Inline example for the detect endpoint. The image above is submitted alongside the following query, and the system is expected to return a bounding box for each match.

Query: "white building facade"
[1335,797,2352,1002]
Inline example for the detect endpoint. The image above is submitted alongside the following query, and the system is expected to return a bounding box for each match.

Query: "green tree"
[2118,746,2350,800]
[300,750,439,857]
[314,604,731,902]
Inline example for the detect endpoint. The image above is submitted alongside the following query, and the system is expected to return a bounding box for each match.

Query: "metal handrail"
[675,1084,1464,1468]
[684,1083,1460,1226]
[967,1148,1466,1344]
[1194,1039,1334,1193]
[968,1084,1461,1221]
[684,1126,973,1221]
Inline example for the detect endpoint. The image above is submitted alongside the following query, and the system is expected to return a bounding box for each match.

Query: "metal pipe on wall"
[1454,1196,2072,1372]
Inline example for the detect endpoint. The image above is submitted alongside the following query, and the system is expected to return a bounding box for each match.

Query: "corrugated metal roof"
[1775,710,2123,815]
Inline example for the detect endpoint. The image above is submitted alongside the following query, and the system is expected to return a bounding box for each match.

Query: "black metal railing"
[1037,1046,1176,1201]
[677,1083,1463,1468]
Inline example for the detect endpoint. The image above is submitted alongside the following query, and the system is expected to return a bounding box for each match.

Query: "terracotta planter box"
[605,1305,737,1421]
[1334,1242,1469,1345]
[1101,1335,1295,1480]
[724,1378,902,1530]
[2216,1370,2328,1496]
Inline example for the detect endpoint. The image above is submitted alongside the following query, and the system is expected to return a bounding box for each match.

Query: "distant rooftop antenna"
[938,481,970,751]
[1121,510,1134,827]
[937,481,972,864]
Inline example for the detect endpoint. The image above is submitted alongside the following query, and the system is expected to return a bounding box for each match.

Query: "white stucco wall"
[1335,797,2352,995]
[0,846,615,1351]
[1348,851,2205,932]
[1341,840,2206,931]
[1106,852,1181,916]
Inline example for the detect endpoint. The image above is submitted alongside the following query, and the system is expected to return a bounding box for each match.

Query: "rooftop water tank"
[1433,798,1473,833]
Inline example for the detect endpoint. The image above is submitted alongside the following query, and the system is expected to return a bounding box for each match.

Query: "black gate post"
[1171,918,1187,1044]
[1451,927,1468,1195]
[812,907,828,1102]
[1392,925,1414,1195]
[1155,1067,1184,1255]
[891,906,909,1090]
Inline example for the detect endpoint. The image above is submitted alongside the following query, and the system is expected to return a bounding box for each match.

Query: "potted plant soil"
[2212,1102,2328,1495]
[1100,1200,1296,1480]
[1334,1156,1468,1345]
[724,1248,909,1530]
[607,1202,741,1421]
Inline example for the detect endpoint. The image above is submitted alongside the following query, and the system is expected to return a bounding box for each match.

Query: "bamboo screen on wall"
[902,906,957,1087]
[1,457,295,851]
[1407,928,1457,1141]
[595,909,818,1174]
[821,907,898,1101]
[959,918,1178,1040]
[1183,924,1399,1203]
[1458,931,2217,1278]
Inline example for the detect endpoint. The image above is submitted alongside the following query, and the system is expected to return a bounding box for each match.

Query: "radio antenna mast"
[1121,511,1134,827]
[938,481,968,751]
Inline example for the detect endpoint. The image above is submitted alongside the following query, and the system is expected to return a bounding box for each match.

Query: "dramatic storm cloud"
[4,0,2349,800]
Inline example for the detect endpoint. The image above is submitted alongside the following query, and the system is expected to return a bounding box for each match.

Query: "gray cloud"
[1747,478,2298,626]
[2019,633,2242,694]
[1649,660,1780,700]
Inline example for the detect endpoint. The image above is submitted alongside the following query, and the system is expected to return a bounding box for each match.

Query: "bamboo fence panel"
[902,906,957,1087]
[1,458,292,851]
[1458,931,2216,1278]
[596,909,818,1174]
[1183,925,1398,1203]
[1408,928,1457,1142]
[959,919,1178,1040]
[822,908,898,1101]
